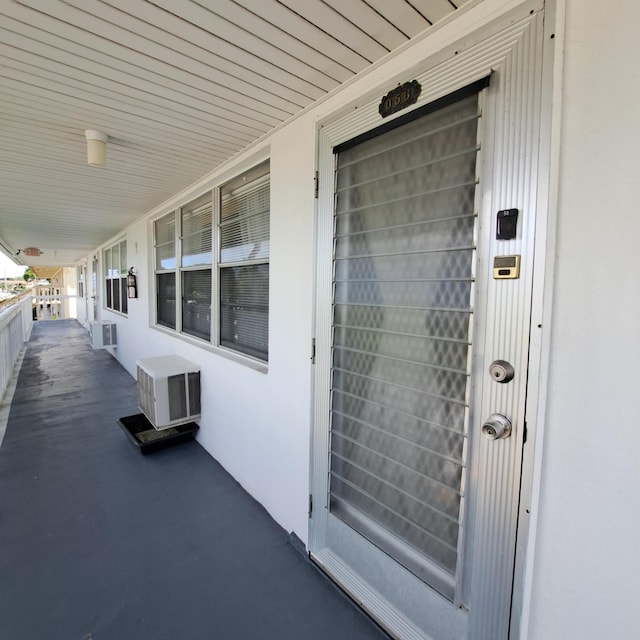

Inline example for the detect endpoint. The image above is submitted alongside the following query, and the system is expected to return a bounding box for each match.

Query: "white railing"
[0,294,33,400]
[32,295,77,321]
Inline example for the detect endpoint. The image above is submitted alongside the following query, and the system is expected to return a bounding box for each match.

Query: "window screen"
[155,213,177,328]
[155,213,176,270]
[180,194,212,339]
[182,269,211,340]
[182,193,212,268]
[157,272,176,329]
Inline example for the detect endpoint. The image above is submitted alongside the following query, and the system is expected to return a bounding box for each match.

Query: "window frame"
[151,161,270,367]
[103,239,127,315]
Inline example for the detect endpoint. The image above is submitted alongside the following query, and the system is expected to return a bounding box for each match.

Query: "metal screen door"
[311,82,528,640]
[330,92,479,601]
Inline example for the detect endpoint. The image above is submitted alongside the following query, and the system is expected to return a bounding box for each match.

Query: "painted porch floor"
[0,320,390,640]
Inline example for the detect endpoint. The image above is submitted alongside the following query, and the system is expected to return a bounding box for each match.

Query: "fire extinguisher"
[127,267,137,299]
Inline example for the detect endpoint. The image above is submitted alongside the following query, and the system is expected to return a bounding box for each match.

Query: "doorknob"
[482,413,512,440]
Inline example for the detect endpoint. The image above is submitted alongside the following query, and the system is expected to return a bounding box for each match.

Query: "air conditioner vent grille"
[188,372,201,416]
[90,321,117,349]
[168,374,187,421]
[137,367,156,426]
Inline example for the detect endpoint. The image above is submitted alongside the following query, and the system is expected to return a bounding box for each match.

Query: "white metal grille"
[137,367,156,426]
[329,93,480,594]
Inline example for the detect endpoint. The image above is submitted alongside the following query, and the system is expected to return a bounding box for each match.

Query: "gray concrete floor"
[0,320,390,640]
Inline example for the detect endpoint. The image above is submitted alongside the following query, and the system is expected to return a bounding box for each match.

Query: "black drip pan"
[118,413,199,454]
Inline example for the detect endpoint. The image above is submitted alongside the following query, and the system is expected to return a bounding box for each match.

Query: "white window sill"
[150,323,268,374]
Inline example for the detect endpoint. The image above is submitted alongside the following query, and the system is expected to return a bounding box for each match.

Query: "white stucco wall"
[98,119,318,542]
[526,1,640,638]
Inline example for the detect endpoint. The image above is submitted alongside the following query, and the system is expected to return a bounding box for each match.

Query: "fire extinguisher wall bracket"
[127,267,138,299]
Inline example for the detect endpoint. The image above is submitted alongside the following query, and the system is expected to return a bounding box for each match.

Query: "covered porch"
[0,319,389,640]
[2,2,640,639]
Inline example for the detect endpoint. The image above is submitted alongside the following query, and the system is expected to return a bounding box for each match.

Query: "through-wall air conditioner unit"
[90,321,117,349]
[136,356,201,430]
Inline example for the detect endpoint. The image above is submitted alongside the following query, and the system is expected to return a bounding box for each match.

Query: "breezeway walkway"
[0,320,390,640]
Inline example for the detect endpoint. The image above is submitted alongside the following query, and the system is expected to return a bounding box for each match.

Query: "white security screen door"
[310,11,545,640]
[330,86,482,602]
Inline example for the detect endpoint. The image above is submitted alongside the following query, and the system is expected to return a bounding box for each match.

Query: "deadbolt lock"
[489,360,515,383]
[482,414,512,441]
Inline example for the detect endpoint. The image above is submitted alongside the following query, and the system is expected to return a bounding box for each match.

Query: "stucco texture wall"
[97,120,317,544]
[528,2,640,638]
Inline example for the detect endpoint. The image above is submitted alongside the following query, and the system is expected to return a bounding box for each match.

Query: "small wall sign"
[378,80,422,118]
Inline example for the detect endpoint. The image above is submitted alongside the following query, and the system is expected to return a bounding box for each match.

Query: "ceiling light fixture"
[84,130,108,168]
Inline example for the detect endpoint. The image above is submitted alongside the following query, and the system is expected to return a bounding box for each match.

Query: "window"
[155,212,177,329]
[104,239,127,314]
[77,266,84,299]
[154,193,213,340]
[219,162,270,360]
[181,193,212,340]
[152,161,269,362]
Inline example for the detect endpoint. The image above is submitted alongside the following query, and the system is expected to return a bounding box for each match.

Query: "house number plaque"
[378,80,422,118]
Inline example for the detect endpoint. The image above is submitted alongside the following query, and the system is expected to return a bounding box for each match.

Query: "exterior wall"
[526,1,640,638]
[80,0,640,637]
[95,0,533,547]
[99,121,318,539]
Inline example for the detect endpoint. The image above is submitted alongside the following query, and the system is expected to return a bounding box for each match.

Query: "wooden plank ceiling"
[0,0,470,267]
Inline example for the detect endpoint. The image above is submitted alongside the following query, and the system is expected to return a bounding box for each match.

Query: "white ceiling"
[0,0,471,267]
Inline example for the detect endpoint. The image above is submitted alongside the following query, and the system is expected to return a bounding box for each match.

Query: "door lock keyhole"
[482,413,512,440]
[489,360,515,383]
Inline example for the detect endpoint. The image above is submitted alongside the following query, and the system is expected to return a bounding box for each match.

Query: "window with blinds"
[181,194,212,340]
[152,161,269,363]
[104,239,127,314]
[155,212,177,330]
[154,194,212,338]
[219,161,270,361]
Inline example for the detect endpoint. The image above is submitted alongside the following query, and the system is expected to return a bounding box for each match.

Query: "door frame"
[309,2,559,638]
[80,261,89,327]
